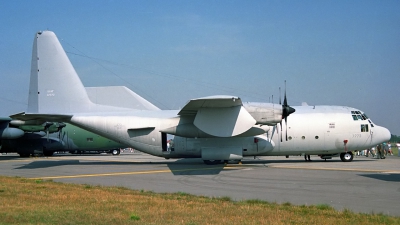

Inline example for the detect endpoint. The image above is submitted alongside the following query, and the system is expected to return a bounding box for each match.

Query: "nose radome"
[375,125,391,143]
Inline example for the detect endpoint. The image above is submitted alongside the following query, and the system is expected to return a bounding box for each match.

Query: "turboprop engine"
[242,102,284,125]
[0,127,24,139]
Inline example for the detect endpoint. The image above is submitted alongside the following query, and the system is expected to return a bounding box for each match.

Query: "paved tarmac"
[1,152,399,216]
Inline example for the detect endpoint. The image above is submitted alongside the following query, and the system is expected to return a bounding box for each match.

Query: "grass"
[0,176,399,225]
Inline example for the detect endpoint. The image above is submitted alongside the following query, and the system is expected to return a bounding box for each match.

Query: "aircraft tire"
[203,160,221,165]
[43,151,54,157]
[340,152,353,162]
[19,153,30,158]
[111,149,120,155]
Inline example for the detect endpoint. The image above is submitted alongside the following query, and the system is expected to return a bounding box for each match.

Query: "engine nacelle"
[243,102,282,125]
[0,127,24,139]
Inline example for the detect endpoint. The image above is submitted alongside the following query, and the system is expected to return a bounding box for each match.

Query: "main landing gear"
[340,151,354,162]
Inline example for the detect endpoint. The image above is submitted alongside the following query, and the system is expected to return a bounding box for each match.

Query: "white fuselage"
[68,105,390,160]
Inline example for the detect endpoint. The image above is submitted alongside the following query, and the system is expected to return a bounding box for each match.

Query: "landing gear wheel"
[203,160,222,165]
[19,153,30,158]
[43,151,54,157]
[340,152,353,162]
[111,149,120,155]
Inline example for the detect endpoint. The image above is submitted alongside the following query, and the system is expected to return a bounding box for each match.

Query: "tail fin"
[27,31,94,114]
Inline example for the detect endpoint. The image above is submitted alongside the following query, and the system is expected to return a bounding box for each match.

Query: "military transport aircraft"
[11,31,391,164]
[0,118,125,157]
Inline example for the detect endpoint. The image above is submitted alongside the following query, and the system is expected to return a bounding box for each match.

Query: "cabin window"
[288,136,292,140]
[361,124,369,132]
[315,136,319,139]
[301,136,305,140]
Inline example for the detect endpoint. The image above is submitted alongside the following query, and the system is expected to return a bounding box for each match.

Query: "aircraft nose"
[374,125,391,143]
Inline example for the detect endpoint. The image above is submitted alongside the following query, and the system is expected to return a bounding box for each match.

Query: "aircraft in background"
[0,118,125,157]
[11,31,391,164]
[1,85,159,157]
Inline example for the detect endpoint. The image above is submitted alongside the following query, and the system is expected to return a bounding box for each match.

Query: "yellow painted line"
[267,165,400,173]
[0,159,35,163]
[28,166,240,180]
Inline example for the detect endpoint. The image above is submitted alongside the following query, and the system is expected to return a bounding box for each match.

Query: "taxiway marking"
[28,166,239,180]
[267,165,400,173]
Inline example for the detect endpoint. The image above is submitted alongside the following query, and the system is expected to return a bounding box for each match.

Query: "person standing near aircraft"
[365,148,375,157]
[377,144,385,159]
[383,143,389,157]
[304,154,311,161]
[387,142,393,155]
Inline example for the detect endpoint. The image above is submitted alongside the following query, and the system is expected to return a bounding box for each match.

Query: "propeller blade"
[280,80,295,141]
[56,122,66,140]
[43,122,53,142]
[285,117,288,141]
[279,87,281,105]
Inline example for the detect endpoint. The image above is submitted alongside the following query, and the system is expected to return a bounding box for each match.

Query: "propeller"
[43,122,54,142]
[281,80,296,141]
[56,122,66,140]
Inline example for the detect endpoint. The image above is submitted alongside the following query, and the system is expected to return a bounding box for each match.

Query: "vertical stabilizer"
[27,31,94,114]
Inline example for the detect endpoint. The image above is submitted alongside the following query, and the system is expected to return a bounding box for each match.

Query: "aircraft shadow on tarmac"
[168,159,226,175]
[12,156,371,174]
[12,160,161,170]
[0,155,23,160]
[359,173,400,182]
[12,158,227,175]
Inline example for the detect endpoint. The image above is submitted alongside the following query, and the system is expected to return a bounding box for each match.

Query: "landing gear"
[43,151,54,157]
[111,149,120,155]
[340,152,354,162]
[19,153,30,158]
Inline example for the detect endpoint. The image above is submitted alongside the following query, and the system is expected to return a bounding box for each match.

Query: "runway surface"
[1,152,399,216]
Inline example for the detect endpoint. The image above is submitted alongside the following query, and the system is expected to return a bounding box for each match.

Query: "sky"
[0,0,399,135]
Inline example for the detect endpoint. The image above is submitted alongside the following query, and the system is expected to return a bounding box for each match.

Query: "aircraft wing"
[178,96,256,137]
[10,112,73,122]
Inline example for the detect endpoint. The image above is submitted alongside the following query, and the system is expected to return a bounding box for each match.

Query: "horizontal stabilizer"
[10,112,72,122]
[127,127,155,131]
[86,86,160,111]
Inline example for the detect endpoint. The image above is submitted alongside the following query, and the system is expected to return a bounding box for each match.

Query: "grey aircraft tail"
[27,31,97,114]
[27,31,159,114]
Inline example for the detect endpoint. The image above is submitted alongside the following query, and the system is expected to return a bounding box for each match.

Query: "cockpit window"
[368,119,375,127]
[351,111,366,121]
